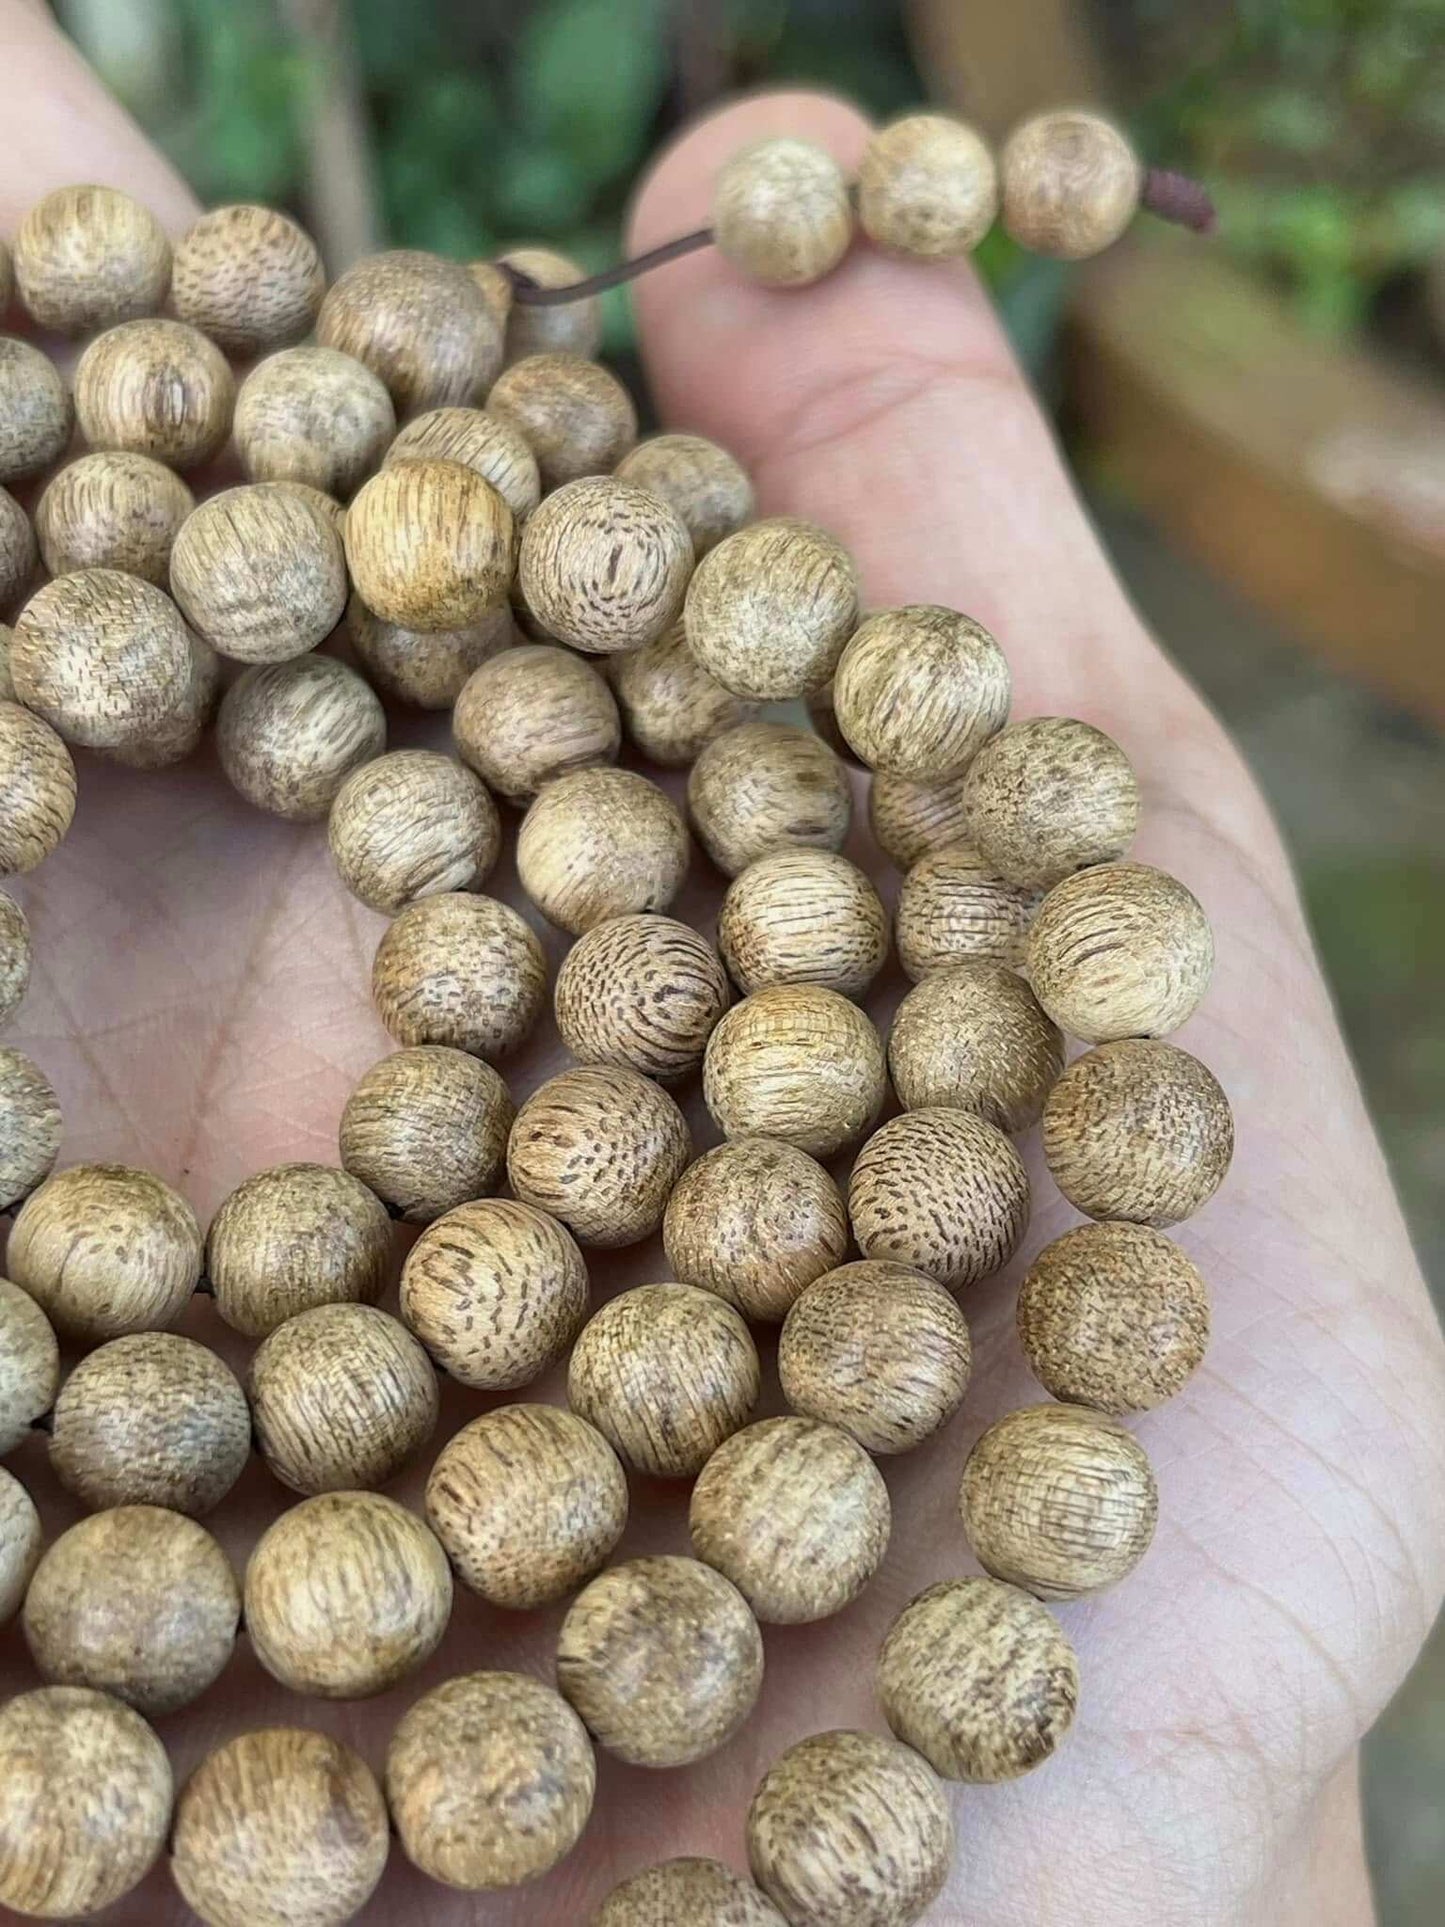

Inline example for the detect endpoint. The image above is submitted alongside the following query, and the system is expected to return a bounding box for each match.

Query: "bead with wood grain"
[75,319,234,470]
[554,913,730,1081]
[517,766,690,935]
[340,1045,512,1220]
[453,643,620,804]
[35,452,193,588]
[0,889,29,1023]
[713,138,854,286]
[848,1107,1030,1292]
[719,850,889,998]
[0,1277,58,1455]
[962,716,1140,885]
[594,1859,788,1927]
[518,475,692,655]
[611,618,758,766]
[888,960,1063,1128]
[497,244,602,361]
[348,591,514,709]
[329,749,500,916]
[15,184,170,334]
[704,983,886,1157]
[218,656,385,821]
[372,890,547,1059]
[0,1048,62,1212]
[1027,860,1215,1041]
[894,841,1040,978]
[0,487,36,612]
[868,766,975,869]
[858,112,998,257]
[316,248,503,413]
[170,482,347,662]
[684,517,858,699]
[12,567,193,753]
[386,403,541,520]
[0,1468,41,1626]
[833,605,1010,777]
[345,456,515,631]
[663,1136,847,1321]
[688,720,852,876]
[171,204,325,356]
[615,432,755,557]
[0,702,76,876]
[233,344,395,496]
[0,336,72,484]
[487,351,637,489]
[206,1161,392,1338]
[1001,109,1142,259]
[508,1063,691,1247]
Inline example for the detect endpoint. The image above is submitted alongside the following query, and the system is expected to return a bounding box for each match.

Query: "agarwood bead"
[48,1332,249,1516]
[664,1137,847,1321]
[508,1063,692,1247]
[217,656,385,821]
[688,720,852,877]
[316,249,503,413]
[685,518,857,699]
[1001,109,1141,259]
[487,351,637,489]
[0,703,76,876]
[497,245,602,362]
[594,1858,788,1927]
[347,591,514,709]
[1042,1037,1234,1225]
[0,625,11,703]
[869,765,976,869]
[878,1577,1078,1782]
[704,984,885,1157]
[779,1261,972,1454]
[690,1416,890,1623]
[517,767,690,935]
[171,204,325,356]
[0,1467,41,1624]
[0,1048,62,1211]
[746,1730,952,1927]
[1027,860,1215,1041]
[108,624,220,771]
[272,480,347,539]
[387,403,540,519]
[171,482,346,663]
[568,1282,760,1477]
[518,475,692,655]
[372,891,546,1059]
[386,1671,594,1889]
[13,568,192,753]
[962,715,1139,885]
[0,888,28,1021]
[0,1277,58,1455]
[720,850,889,999]
[848,1108,1030,1292]
[15,184,169,333]
[207,1162,393,1339]
[558,1555,764,1767]
[329,749,500,916]
[0,486,36,611]
[35,451,192,589]
[858,113,998,257]
[425,1404,625,1608]
[713,138,853,287]
[454,643,620,804]
[75,319,233,470]
[340,1045,512,1220]
[0,335,72,481]
[888,961,1063,1129]
[345,457,515,631]
[244,1490,452,1698]
[834,604,1010,777]
[468,258,514,331]
[554,913,730,1081]
[611,618,757,766]
[615,433,755,557]
[894,842,1039,979]
[959,1402,1158,1598]
[233,345,394,496]
[400,1197,588,1388]
[171,1728,389,1927]
[23,1505,239,1716]
[0,1687,172,1918]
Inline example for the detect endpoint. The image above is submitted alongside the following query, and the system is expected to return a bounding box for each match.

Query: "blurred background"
[48,0,1445,1915]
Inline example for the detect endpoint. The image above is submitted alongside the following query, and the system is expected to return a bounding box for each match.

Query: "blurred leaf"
[350,0,449,81]
[489,143,595,235]
[514,0,668,185]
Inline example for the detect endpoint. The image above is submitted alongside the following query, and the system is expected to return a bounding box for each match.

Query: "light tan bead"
[869,766,975,870]
[108,624,220,772]
[888,961,1063,1129]
[496,245,602,362]
[316,249,503,412]
[35,452,191,590]
[207,1162,393,1339]
[0,888,29,1021]
[594,1858,788,1927]
[0,1467,41,1624]
[12,568,192,752]
[453,643,619,804]
[713,138,853,287]
[554,913,730,1081]
[372,891,546,1059]
[233,345,394,496]
[468,258,514,332]
[558,1555,764,1767]
[615,433,755,557]
[517,767,689,935]
[401,1197,588,1388]
[894,842,1039,979]
[329,750,500,917]
[779,1261,972,1454]
[217,656,384,821]
[425,1404,625,1608]
[49,1332,249,1516]
[833,604,1010,777]
[345,456,515,632]
[74,319,233,470]
[0,487,36,611]
[518,475,692,655]
[15,185,170,333]
[171,1728,389,1927]
[960,1402,1158,1598]
[1027,860,1215,1042]
[347,591,514,710]
[487,351,637,489]
[848,1109,1030,1292]
[272,480,348,539]
[386,1671,594,1890]
[961,715,1140,886]
[663,1137,847,1321]
[611,618,757,766]
[0,1277,58,1455]
[0,625,11,703]
[170,482,347,662]
[689,720,852,877]
[0,703,76,875]
[0,1048,62,1211]
[685,517,858,700]
[859,113,998,257]
[747,1730,952,1927]
[0,1687,172,1918]
[1001,109,1141,259]
[347,1042,509,1222]
[508,1063,691,1248]
[568,1282,760,1478]
[720,851,889,999]
[704,984,885,1157]
[0,336,72,484]
[387,404,541,520]
[171,204,325,356]
[879,1577,1078,1782]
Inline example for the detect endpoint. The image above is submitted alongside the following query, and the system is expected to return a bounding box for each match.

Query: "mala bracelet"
[0,104,1229,1927]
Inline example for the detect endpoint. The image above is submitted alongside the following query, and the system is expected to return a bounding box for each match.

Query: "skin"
[0,12,1440,1918]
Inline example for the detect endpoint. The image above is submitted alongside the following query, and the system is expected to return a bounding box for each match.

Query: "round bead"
[206,1162,392,1338]
[233,345,394,496]
[218,656,384,821]
[468,258,513,332]
[0,1467,41,1624]
[425,1404,626,1608]
[0,1277,58,1455]
[663,1137,847,1321]
[704,984,885,1157]
[0,626,11,703]
[518,476,692,656]
[372,891,546,1059]
[1027,861,1214,1041]
[170,482,347,662]
[48,1332,249,1516]
[74,319,233,470]
[869,766,976,869]
[273,481,347,539]
[171,204,325,356]
[15,184,169,333]
[508,1063,691,1247]
[316,248,503,412]
[779,1261,972,1454]
[171,1728,389,1927]
[386,404,540,520]
[487,351,637,490]
[0,488,37,612]
[329,750,500,916]
[688,721,851,877]
[0,888,29,1020]
[888,961,1063,1128]
[453,643,620,805]
[568,1282,760,1478]
[0,702,76,875]
[496,245,602,362]
[833,605,1010,777]
[244,1491,452,1698]
[347,592,514,710]
[0,336,72,482]
[959,1402,1158,1598]
[858,113,998,257]
[962,716,1139,885]
[340,1045,512,1221]
[1001,109,1141,259]
[878,1577,1078,1782]
[894,842,1038,979]
[12,568,192,753]
[0,1048,62,1212]
[848,1109,1030,1292]
[401,1198,588,1389]
[554,913,730,1081]
[611,618,758,766]
[685,518,857,700]
[719,850,889,998]
[615,433,755,557]
[595,1859,787,1927]
[713,138,853,287]
[99,621,220,775]
[345,457,514,632]
[517,767,690,935]
[35,452,193,589]
[558,1555,763,1767]
[385,1671,594,1890]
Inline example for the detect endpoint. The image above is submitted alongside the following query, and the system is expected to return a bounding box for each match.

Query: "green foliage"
[154,0,306,203]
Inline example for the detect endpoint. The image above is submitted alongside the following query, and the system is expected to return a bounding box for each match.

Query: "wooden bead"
[171,204,325,356]
[453,643,620,804]
[779,1261,972,1454]
[108,624,219,771]
[207,1162,393,1338]
[347,591,514,709]
[233,345,395,496]
[959,1402,1158,1597]
[888,961,1063,1128]
[962,716,1139,885]
[316,248,503,413]
[690,1416,890,1623]
[0,1277,57,1454]
[594,1858,788,1927]
[23,1505,239,1716]
[664,1137,847,1321]
[0,1467,41,1624]
[833,605,1010,777]
[401,1197,588,1388]
[688,721,851,877]
[386,1671,594,1889]
[171,482,347,662]
[387,403,541,520]
[468,258,513,331]
[558,1554,764,1767]
[746,1730,952,1927]
[0,335,71,483]
[615,433,755,557]
[12,568,192,753]
[9,1163,201,1342]
[0,486,36,611]
[713,138,853,287]
[848,1109,1030,1292]
[244,1490,452,1698]
[684,518,858,699]
[340,1045,513,1222]
[894,842,1039,979]
[171,1728,389,1927]
[497,245,602,362]
[611,618,758,766]
[1042,1037,1234,1225]
[425,1404,625,1608]
[568,1282,760,1477]
[48,1332,249,1516]
[1001,109,1141,259]
[345,457,515,632]
[487,351,637,489]
[35,451,191,589]
[0,887,28,1020]
[15,184,169,333]
[0,1048,62,1211]
[554,913,730,1081]
[704,984,885,1157]
[1027,860,1215,1041]
[518,475,692,655]
[217,657,384,821]
[0,702,76,875]
[719,850,889,999]
[271,480,347,540]
[75,319,233,470]
[372,891,546,1058]
[517,767,690,935]
[878,1577,1078,1782]
[0,1686,172,1918]
[858,113,998,257]
[0,625,11,703]
[508,1063,692,1247]
[329,749,500,916]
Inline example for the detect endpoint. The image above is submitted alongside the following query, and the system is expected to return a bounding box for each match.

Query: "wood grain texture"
[372,891,547,1059]
[233,345,394,497]
[74,319,233,470]
[0,1276,58,1454]
[593,1858,787,1926]
[0,888,28,1020]
[340,1044,512,1221]
[868,766,973,870]
[453,643,620,804]
[387,404,540,520]
[0,1467,41,1625]
[14,185,170,334]
[615,433,755,558]
[0,1047,62,1212]
[206,1161,392,1339]
[35,452,192,588]
[508,1063,692,1247]
[518,475,692,655]
[858,113,998,257]
[487,352,637,490]
[85,626,217,773]
[684,517,858,699]
[962,715,1139,885]
[0,626,11,702]
[0,702,75,877]
[329,750,500,916]
[887,961,1062,1129]
[345,456,515,632]
[170,482,347,662]
[171,204,325,356]
[0,336,71,483]
[713,138,853,287]
[611,618,758,767]
[316,248,503,413]
[12,567,193,752]
[719,850,889,999]
[218,656,385,821]
[0,487,35,614]
[347,592,514,710]
[554,912,730,1081]
[1000,109,1141,259]
[894,841,1040,979]
[847,1107,1030,1291]
[703,984,886,1157]
[833,605,1010,778]
[688,721,851,877]
[496,246,602,363]
[517,767,690,936]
